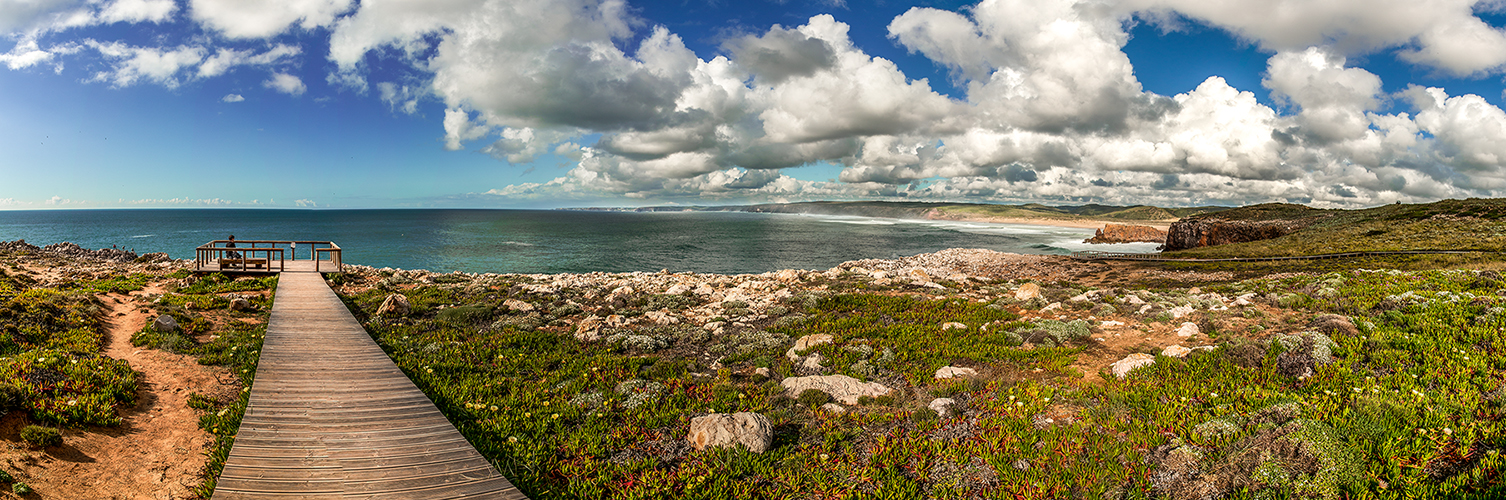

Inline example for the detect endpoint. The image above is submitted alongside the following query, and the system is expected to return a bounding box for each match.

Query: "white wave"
[500,241,536,246]
[130,234,154,238]
[1049,239,1162,253]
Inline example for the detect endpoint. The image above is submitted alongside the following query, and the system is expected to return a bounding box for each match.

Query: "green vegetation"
[0,284,138,427]
[12,482,31,495]
[338,267,1506,499]
[1168,198,1506,258]
[187,322,265,498]
[19,425,62,448]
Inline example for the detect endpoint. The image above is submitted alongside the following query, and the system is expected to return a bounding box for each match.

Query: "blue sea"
[0,209,1158,274]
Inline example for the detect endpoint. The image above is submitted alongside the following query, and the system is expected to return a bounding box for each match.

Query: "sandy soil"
[0,284,236,500]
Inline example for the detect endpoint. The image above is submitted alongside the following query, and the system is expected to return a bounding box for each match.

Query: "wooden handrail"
[195,240,342,272]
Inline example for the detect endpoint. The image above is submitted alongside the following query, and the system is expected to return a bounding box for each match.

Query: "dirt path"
[0,284,236,500]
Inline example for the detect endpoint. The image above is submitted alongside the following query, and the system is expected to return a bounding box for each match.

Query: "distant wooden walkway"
[214,267,525,499]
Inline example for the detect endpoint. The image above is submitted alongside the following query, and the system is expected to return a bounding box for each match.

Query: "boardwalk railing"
[196,240,343,272]
[1070,249,1483,262]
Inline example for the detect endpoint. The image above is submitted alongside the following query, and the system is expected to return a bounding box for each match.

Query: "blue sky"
[1,0,1505,209]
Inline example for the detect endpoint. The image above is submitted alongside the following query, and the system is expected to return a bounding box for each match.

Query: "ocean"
[0,209,1159,274]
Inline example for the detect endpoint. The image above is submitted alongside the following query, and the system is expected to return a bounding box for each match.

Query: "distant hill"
[593,201,1230,224]
[1164,198,1506,257]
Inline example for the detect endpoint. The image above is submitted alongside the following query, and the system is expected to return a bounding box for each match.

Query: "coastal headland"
[0,222,1502,498]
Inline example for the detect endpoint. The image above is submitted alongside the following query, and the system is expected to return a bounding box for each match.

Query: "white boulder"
[934,366,978,379]
[781,375,891,405]
[1110,353,1156,378]
[686,412,773,453]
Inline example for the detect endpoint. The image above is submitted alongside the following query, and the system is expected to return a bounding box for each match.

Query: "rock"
[1041,302,1062,312]
[502,299,534,312]
[1168,305,1195,319]
[39,241,138,262]
[152,315,178,333]
[1163,211,1325,251]
[1126,295,1146,305]
[1232,293,1257,306]
[1014,283,1042,301]
[1100,320,1125,327]
[686,412,773,453]
[693,284,714,296]
[377,294,411,316]
[870,270,890,280]
[575,316,604,341]
[137,252,170,263]
[1138,304,1153,315]
[666,283,692,295]
[703,321,724,331]
[946,273,968,283]
[1084,224,1168,244]
[796,354,825,371]
[229,297,254,311]
[643,310,678,325]
[1110,353,1156,378]
[941,322,967,331]
[791,334,834,352]
[1176,322,1200,337]
[753,367,771,378]
[785,334,833,371]
[929,398,957,417]
[1308,314,1359,337]
[1161,345,1193,358]
[934,366,978,379]
[781,375,892,405]
[820,403,846,414]
[774,269,801,281]
[909,269,930,282]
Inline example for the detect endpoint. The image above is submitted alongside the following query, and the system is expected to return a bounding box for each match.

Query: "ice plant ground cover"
[336,265,1505,499]
[0,269,165,427]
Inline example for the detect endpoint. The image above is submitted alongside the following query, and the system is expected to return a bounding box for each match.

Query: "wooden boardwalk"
[214,267,526,499]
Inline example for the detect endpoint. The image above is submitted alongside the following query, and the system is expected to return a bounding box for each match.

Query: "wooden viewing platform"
[195,240,344,274]
[213,261,525,499]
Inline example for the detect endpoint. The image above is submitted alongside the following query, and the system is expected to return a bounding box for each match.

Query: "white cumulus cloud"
[222,93,243,102]
[191,0,352,39]
[263,72,305,95]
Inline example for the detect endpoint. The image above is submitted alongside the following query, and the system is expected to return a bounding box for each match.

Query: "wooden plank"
[213,267,527,499]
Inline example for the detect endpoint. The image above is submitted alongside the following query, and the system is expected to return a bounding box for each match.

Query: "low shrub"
[796,389,832,407]
[20,425,61,448]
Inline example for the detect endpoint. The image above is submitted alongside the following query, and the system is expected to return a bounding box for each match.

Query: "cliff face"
[1084,224,1167,244]
[1161,218,1314,251]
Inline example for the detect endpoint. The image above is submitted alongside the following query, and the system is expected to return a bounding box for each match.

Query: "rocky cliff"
[1084,224,1167,244]
[0,239,165,263]
[1161,218,1317,251]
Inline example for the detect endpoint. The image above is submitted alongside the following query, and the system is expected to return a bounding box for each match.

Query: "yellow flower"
[490,405,499,411]
[551,413,560,419]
